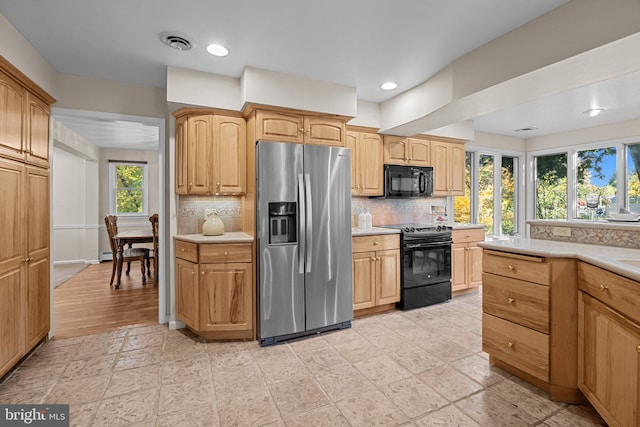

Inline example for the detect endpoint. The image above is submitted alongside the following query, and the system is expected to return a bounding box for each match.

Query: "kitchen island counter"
[352,227,401,236]
[479,237,640,282]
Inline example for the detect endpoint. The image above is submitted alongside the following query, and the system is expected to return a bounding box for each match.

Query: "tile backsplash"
[529,221,640,249]
[177,196,242,234]
[351,197,446,227]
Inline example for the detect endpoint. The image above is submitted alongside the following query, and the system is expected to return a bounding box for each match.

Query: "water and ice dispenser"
[268,202,297,244]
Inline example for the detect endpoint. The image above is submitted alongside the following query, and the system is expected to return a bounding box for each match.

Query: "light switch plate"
[552,226,571,237]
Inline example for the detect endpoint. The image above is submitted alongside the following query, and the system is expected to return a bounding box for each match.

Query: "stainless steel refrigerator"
[256,140,352,346]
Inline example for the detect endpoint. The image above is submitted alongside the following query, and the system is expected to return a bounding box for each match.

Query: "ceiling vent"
[158,32,194,51]
[514,126,538,132]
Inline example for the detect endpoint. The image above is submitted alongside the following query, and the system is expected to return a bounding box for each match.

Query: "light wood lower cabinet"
[175,240,254,340]
[578,262,640,427]
[451,228,484,293]
[352,234,400,315]
[482,249,582,403]
[0,159,50,378]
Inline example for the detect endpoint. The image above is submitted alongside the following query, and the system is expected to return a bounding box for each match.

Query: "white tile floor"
[0,291,607,426]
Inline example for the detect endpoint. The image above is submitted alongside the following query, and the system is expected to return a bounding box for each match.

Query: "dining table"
[113,228,154,288]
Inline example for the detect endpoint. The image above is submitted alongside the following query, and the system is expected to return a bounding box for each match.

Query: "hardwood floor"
[53,261,158,339]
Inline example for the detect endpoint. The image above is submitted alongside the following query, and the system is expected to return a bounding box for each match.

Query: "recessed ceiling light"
[206,44,229,57]
[583,108,604,117]
[158,32,194,51]
[380,82,398,90]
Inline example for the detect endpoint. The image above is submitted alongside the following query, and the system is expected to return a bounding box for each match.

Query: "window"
[576,147,616,219]
[627,143,640,213]
[454,149,523,236]
[534,153,567,219]
[109,161,148,215]
[453,152,472,224]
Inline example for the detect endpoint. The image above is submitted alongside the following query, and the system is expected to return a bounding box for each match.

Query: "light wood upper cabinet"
[214,115,246,195]
[0,70,25,161]
[347,129,383,196]
[254,109,346,146]
[383,136,431,166]
[174,112,246,196]
[431,140,465,196]
[25,94,50,168]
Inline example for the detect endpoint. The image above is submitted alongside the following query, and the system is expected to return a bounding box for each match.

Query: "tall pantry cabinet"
[0,56,54,378]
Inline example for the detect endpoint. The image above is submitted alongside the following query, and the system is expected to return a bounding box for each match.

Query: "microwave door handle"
[419,173,425,193]
[305,173,313,273]
[298,173,305,275]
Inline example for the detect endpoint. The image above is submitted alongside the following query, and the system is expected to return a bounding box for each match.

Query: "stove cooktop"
[381,223,450,234]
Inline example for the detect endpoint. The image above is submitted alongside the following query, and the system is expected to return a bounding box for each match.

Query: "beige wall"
[98,148,160,255]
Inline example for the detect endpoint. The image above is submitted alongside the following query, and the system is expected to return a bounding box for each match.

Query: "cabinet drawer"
[452,228,485,243]
[578,262,640,325]
[199,243,252,263]
[483,273,549,333]
[482,313,549,382]
[483,250,550,285]
[352,234,399,252]
[176,240,198,262]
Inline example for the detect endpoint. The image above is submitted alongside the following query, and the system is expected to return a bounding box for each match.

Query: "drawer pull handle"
[507,341,514,349]
[599,284,608,292]
[224,251,228,256]
[508,265,515,271]
[181,248,185,252]
[637,345,640,353]
[507,297,514,304]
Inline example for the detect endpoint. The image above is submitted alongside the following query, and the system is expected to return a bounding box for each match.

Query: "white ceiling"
[6,0,639,147]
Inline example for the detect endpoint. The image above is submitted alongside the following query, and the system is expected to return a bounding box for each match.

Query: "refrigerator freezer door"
[303,145,353,331]
[257,141,305,340]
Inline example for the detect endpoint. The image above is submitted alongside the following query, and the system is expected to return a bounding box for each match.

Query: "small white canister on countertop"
[203,209,225,236]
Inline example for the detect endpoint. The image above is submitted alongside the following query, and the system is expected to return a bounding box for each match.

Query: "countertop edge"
[352,227,401,236]
[479,238,640,282]
[174,232,254,243]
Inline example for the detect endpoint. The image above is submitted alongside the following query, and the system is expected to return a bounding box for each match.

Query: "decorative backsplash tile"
[352,197,445,227]
[529,222,640,249]
[177,196,242,234]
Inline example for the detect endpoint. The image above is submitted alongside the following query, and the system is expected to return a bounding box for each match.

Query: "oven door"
[402,240,451,288]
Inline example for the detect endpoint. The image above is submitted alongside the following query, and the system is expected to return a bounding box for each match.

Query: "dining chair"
[149,213,159,285]
[104,215,150,286]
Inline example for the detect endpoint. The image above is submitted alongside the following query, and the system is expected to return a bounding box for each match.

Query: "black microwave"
[383,164,434,198]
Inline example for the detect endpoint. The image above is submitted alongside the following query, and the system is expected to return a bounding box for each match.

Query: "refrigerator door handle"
[297,173,305,275]
[305,173,313,273]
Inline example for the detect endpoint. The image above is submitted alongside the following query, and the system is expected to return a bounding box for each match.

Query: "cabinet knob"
[224,251,228,256]
[299,128,304,133]
[507,297,515,304]
[637,345,640,353]
[373,241,379,245]
[371,257,375,262]
[507,341,514,349]
[599,284,609,292]
[508,265,515,271]
[201,271,205,275]
[191,271,196,276]
[180,248,185,252]
[465,234,471,237]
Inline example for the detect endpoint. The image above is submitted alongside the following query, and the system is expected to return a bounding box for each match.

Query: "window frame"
[108,161,149,217]
[458,147,525,237]
[527,137,638,222]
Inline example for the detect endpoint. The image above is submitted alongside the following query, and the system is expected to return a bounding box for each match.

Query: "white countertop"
[174,232,254,243]
[451,223,485,230]
[352,227,401,236]
[479,238,640,282]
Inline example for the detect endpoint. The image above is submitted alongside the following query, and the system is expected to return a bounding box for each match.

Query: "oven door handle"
[404,241,452,249]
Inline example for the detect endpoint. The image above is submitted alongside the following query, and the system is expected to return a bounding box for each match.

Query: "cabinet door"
[383,136,408,165]
[407,139,430,166]
[431,141,449,196]
[25,255,49,349]
[376,249,400,305]
[0,70,25,161]
[176,259,199,329]
[449,143,466,196]
[352,252,376,310]
[451,243,467,291]
[345,131,358,195]
[0,159,24,275]
[25,94,50,168]
[175,115,188,194]
[26,167,49,263]
[467,243,483,287]
[187,115,212,194]
[256,110,303,143]
[213,115,246,195]
[304,116,345,147]
[579,294,640,427]
[199,263,252,332]
[359,133,384,196]
[0,267,23,378]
